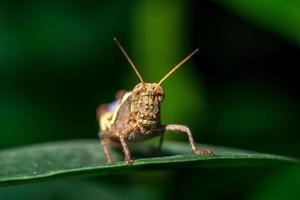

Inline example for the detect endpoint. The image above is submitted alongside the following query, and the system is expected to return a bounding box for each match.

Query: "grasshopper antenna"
[114,38,145,84]
[158,48,199,86]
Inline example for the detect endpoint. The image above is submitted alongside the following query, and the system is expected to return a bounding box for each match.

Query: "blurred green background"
[0,0,299,199]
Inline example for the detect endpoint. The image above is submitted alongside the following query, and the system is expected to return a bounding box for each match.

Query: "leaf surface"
[0,139,298,186]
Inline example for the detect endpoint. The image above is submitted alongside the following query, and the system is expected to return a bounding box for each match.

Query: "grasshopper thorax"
[131,83,164,128]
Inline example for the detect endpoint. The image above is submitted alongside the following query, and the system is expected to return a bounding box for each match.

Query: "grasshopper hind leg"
[99,131,113,164]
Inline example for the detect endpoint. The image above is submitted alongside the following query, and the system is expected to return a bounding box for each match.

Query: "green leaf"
[0,139,298,187]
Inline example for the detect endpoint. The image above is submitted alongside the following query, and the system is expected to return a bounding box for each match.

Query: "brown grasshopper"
[97,38,214,165]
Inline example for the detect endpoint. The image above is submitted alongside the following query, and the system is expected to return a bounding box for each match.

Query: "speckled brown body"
[98,83,164,143]
[97,39,214,165]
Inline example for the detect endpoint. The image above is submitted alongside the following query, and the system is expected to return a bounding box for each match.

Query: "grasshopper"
[97,38,214,165]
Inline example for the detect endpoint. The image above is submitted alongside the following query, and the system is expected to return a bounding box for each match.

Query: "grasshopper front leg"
[100,128,134,165]
[162,124,215,155]
[118,127,135,165]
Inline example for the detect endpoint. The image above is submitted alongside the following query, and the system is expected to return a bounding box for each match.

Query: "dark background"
[0,0,299,199]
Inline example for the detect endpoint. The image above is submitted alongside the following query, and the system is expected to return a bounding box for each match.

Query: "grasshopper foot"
[125,159,134,165]
[193,149,215,155]
[107,159,113,164]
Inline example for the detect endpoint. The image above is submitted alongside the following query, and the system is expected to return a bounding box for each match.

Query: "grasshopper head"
[131,83,164,127]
